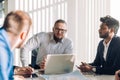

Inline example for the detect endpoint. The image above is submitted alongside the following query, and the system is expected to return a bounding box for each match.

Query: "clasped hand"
[115,70,120,80]
[77,62,93,72]
[14,66,34,78]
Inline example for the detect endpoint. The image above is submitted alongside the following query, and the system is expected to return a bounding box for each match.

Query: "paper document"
[41,70,89,80]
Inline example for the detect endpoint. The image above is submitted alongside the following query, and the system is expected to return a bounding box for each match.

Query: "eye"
[55,28,67,33]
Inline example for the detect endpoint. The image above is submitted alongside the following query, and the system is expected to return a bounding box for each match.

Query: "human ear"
[110,28,114,33]
[19,32,27,40]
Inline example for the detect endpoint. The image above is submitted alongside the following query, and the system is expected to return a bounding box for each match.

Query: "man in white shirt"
[20,19,73,69]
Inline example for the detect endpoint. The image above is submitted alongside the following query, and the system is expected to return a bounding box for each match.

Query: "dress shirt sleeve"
[20,34,41,66]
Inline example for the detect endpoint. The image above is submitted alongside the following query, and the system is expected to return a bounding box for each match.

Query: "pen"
[32,69,44,74]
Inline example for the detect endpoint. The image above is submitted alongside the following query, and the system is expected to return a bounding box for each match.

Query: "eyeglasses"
[54,28,67,33]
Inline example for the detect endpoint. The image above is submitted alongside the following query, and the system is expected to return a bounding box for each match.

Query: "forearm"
[20,48,30,66]
[20,37,40,66]
[20,45,36,66]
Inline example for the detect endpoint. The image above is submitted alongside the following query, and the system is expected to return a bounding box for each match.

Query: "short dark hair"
[100,15,119,34]
[54,19,67,27]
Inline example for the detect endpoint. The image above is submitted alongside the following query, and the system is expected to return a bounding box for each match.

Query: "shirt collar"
[50,32,64,43]
[103,37,113,47]
[103,39,111,47]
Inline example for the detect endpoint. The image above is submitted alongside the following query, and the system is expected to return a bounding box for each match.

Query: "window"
[14,0,68,66]
[0,1,4,27]
[15,0,68,36]
[111,0,120,36]
[7,0,110,66]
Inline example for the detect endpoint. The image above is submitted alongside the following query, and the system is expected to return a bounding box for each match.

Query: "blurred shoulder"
[34,32,52,37]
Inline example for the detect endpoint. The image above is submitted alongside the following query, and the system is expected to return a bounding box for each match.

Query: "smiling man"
[20,19,73,69]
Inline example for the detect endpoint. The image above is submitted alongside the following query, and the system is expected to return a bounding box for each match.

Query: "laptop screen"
[44,54,75,74]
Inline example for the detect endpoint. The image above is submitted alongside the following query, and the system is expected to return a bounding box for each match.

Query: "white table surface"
[25,70,115,80]
[85,74,115,80]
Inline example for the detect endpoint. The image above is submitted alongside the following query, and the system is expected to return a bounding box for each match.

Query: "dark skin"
[115,70,120,80]
[77,23,115,72]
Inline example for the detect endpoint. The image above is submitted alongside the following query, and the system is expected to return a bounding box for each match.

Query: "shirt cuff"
[92,67,96,72]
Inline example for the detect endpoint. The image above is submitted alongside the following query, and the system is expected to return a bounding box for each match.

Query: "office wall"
[67,0,110,65]
[111,0,120,36]
[6,0,110,66]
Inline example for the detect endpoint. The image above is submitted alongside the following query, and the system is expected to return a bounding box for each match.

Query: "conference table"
[85,74,114,80]
[26,70,115,80]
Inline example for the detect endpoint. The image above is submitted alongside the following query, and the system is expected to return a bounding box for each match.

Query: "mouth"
[56,33,62,36]
[99,32,102,35]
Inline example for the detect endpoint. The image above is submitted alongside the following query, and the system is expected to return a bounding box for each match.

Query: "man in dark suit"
[77,15,120,75]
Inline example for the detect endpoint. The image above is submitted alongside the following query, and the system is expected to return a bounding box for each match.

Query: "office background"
[0,0,120,66]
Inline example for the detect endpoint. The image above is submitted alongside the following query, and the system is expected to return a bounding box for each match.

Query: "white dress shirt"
[20,32,73,66]
[103,40,111,60]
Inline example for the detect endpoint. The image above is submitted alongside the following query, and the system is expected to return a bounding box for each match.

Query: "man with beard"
[77,15,120,75]
[20,19,73,69]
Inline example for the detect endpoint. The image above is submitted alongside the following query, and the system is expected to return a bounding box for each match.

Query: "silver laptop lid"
[44,54,75,74]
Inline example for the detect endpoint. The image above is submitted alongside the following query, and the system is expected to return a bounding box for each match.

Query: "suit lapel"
[106,36,115,61]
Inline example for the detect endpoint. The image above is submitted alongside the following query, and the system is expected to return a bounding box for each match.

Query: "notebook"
[44,54,75,75]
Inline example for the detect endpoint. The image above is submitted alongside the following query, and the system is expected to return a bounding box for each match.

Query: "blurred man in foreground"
[0,10,33,80]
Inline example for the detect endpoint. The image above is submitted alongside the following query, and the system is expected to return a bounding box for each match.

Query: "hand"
[14,66,34,78]
[40,56,46,69]
[77,62,93,72]
[115,70,120,80]
[14,75,25,80]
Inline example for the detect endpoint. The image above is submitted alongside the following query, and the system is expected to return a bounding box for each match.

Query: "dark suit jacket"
[90,35,120,75]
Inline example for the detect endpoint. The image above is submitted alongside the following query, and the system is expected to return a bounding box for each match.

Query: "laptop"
[44,54,75,75]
